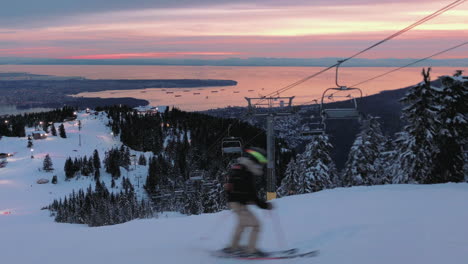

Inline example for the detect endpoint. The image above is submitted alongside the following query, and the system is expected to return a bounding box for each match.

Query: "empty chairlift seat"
[301,123,326,136]
[221,137,243,154]
[190,170,205,181]
[322,108,361,119]
[320,87,363,120]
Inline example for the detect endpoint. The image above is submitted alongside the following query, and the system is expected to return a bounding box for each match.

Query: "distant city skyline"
[1,0,467,60]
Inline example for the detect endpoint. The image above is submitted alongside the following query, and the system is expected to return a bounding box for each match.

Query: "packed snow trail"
[1,112,467,264]
[1,184,467,264]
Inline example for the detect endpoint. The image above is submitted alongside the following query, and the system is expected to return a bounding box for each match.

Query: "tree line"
[102,105,293,214]
[45,178,153,227]
[0,106,75,137]
[64,149,101,181]
[278,69,467,197]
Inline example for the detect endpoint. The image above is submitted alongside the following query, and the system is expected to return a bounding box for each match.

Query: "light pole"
[131,154,137,170]
[78,120,82,147]
[135,174,142,188]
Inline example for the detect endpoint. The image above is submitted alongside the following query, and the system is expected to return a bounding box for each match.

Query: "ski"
[235,250,319,260]
[212,248,319,260]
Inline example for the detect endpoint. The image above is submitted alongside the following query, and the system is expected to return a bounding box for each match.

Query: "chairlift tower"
[245,96,295,201]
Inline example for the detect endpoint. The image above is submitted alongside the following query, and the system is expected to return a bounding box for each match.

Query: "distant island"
[0,73,237,110]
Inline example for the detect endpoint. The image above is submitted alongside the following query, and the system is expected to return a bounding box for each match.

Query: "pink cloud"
[62,51,242,59]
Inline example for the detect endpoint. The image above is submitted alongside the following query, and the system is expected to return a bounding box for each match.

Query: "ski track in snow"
[1,112,468,264]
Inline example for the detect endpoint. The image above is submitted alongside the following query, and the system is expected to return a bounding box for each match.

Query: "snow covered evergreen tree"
[342,116,385,186]
[374,137,396,185]
[429,73,467,183]
[145,156,159,193]
[27,135,33,148]
[277,158,301,197]
[393,68,441,184]
[303,134,337,191]
[64,157,75,179]
[93,150,101,171]
[58,124,67,138]
[51,124,57,136]
[285,135,337,195]
[138,154,147,166]
[183,185,203,215]
[43,154,54,172]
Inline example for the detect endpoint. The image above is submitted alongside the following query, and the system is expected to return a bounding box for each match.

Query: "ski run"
[1,111,467,264]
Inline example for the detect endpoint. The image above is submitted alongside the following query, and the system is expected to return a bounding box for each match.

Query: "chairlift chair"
[221,136,243,155]
[321,94,361,120]
[221,124,243,155]
[320,60,363,120]
[190,170,205,181]
[301,122,326,136]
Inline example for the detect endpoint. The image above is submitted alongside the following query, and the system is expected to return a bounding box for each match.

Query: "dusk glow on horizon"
[0,0,467,60]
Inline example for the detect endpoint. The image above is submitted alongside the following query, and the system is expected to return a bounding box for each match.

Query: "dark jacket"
[225,157,269,209]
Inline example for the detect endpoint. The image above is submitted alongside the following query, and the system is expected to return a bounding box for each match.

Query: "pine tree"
[292,135,337,194]
[87,158,94,175]
[393,68,441,184]
[304,135,337,192]
[81,156,89,176]
[64,157,75,179]
[42,122,49,133]
[145,156,158,193]
[374,137,395,185]
[123,147,131,170]
[138,154,147,166]
[429,73,467,183]
[51,124,57,136]
[104,148,121,178]
[183,185,203,215]
[277,158,301,197]
[27,135,33,148]
[342,116,385,186]
[59,124,67,138]
[93,149,101,180]
[43,154,54,172]
[94,169,100,181]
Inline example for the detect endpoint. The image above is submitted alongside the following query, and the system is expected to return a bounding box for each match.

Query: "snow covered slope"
[1,112,467,264]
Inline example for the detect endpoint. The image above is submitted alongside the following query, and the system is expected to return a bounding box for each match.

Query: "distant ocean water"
[0,105,53,116]
[0,65,463,112]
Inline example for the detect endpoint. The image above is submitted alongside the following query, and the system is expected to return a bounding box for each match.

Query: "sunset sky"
[0,0,467,60]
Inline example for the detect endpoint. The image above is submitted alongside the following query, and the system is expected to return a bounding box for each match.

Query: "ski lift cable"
[254,0,465,104]
[349,41,468,88]
[295,41,468,108]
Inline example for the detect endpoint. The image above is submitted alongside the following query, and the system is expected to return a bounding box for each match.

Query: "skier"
[222,147,273,257]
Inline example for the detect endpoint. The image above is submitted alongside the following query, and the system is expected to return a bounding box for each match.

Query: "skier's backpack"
[223,163,244,193]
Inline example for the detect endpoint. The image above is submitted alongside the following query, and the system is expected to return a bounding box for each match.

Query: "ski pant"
[229,202,260,253]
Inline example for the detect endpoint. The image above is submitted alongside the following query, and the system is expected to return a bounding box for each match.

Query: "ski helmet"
[244,147,268,165]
